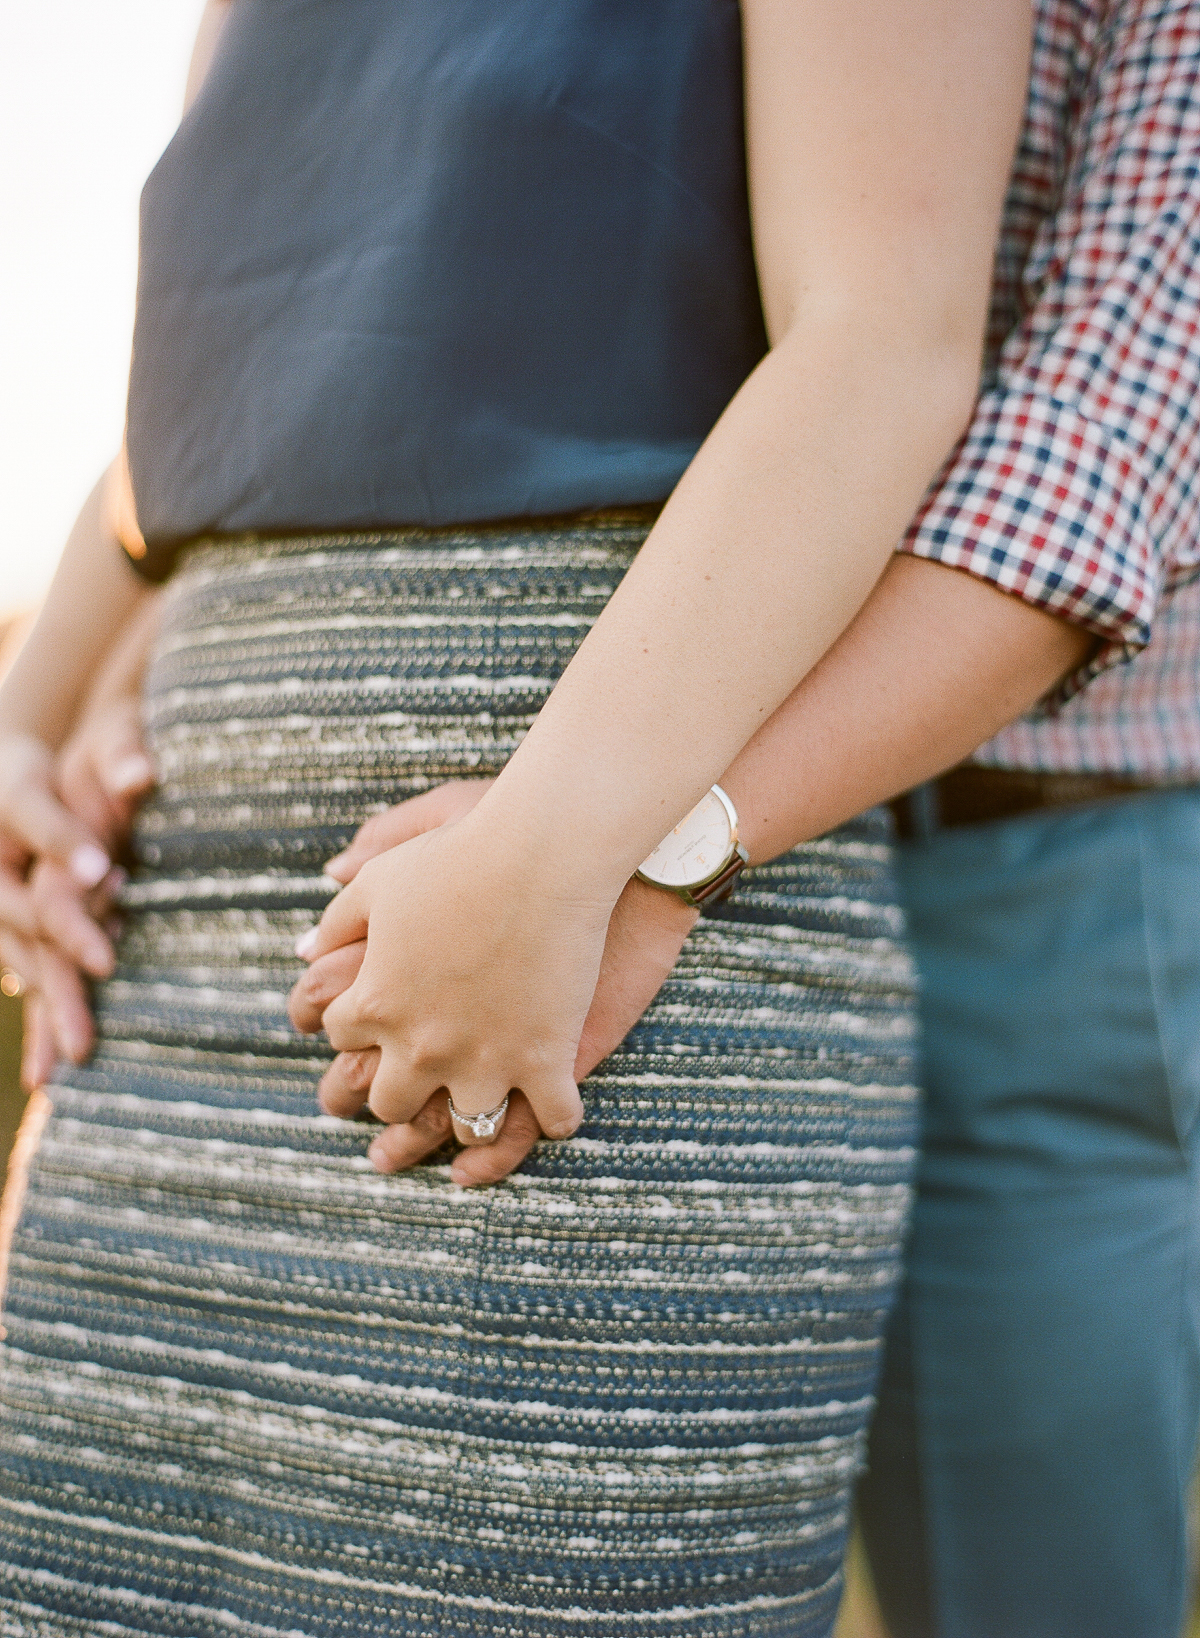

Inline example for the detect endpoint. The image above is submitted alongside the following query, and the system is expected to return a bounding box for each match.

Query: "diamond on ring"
[446,1092,509,1146]
[0,969,24,1000]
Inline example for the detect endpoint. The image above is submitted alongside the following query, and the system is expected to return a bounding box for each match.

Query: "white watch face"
[639,788,734,888]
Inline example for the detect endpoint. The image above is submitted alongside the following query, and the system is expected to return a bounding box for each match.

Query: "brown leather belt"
[889,762,1180,839]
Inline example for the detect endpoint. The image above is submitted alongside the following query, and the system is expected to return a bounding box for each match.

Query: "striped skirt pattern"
[0,522,918,1638]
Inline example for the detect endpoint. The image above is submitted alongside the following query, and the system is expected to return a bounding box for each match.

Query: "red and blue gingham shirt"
[900,0,1200,774]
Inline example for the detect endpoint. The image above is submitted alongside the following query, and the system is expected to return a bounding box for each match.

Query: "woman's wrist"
[464,778,643,906]
[470,753,767,906]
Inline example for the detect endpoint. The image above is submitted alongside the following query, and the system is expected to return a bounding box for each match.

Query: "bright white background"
[0,2,205,617]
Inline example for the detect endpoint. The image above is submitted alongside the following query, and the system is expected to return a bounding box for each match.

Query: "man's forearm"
[722,554,1095,863]
[0,472,150,749]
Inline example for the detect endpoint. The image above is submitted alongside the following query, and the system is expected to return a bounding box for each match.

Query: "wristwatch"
[635,784,749,908]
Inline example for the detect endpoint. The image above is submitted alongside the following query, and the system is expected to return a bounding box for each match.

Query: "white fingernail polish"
[70,844,110,889]
[110,754,154,793]
[295,927,319,958]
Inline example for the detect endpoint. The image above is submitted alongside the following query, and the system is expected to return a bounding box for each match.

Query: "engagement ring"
[447,1092,509,1147]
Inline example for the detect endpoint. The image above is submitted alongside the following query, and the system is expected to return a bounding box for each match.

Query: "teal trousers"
[859,789,1200,1638]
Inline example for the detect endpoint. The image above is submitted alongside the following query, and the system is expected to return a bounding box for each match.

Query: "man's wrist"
[624,871,701,926]
[701,767,766,868]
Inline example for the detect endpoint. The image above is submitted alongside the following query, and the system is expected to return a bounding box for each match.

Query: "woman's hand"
[0,731,121,1080]
[29,699,154,982]
[302,809,611,1135]
[290,782,697,1185]
[0,706,155,1089]
[56,696,155,853]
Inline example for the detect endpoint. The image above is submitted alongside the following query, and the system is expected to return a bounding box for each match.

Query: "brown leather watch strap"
[690,850,748,908]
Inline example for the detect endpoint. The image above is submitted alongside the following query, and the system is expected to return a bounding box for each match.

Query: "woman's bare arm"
[1,0,233,750]
[0,0,233,1078]
[311,0,1034,1142]
[0,473,149,752]
[477,0,1032,884]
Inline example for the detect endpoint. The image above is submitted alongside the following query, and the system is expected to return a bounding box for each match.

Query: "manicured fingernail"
[110,754,154,794]
[323,852,348,874]
[70,844,110,889]
[295,928,319,959]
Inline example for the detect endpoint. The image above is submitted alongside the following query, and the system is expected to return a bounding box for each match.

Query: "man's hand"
[290,781,697,1186]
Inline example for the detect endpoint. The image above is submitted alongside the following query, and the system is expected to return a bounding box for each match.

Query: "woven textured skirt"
[0,521,918,1638]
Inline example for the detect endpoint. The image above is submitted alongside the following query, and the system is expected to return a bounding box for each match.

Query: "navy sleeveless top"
[127,0,767,578]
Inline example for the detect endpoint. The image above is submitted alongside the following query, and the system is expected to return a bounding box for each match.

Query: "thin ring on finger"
[446,1091,509,1147]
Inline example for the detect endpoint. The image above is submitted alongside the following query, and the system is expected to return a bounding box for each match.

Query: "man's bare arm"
[722,553,1094,862]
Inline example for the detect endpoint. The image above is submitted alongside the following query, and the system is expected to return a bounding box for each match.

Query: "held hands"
[0,707,154,1088]
[289,781,698,1186]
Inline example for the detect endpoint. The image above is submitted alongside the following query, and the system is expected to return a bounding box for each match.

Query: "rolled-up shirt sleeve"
[902,393,1164,697]
[898,1,1200,705]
